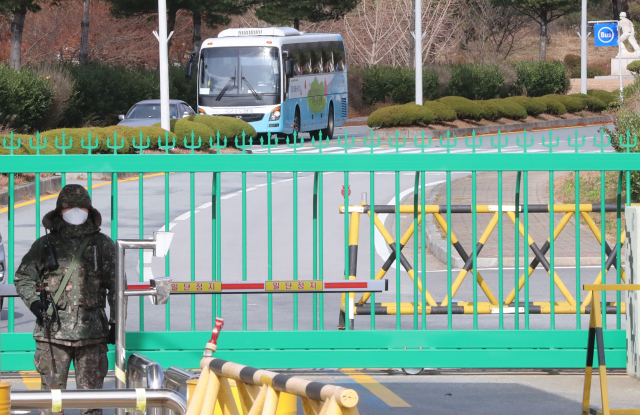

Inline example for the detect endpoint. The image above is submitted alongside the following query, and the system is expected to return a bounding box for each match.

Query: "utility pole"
[581,0,587,94]
[415,0,422,105]
[154,0,172,131]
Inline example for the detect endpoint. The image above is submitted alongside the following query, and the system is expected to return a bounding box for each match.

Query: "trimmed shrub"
[514,61,569,96]
[174,119,215,148]
[488,99,527,120]
[185,114,257,145]
[447,63,504,100]
[543,94,584,113]
[422,101,457,122]
[627,60,640,74]
[505,96,546,116]
[569,93,606,112]
[588,89,618,107]
[564,54,581,70]
[478,101,503,121]
[0,64,54,133]
[366,104,435,128]
[436,96,484,121]
[535,97,567,115]
[29,62,75,130]
[31,126,177,154]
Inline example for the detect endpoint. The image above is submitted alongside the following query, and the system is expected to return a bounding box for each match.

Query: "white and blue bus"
[186,27,348,139]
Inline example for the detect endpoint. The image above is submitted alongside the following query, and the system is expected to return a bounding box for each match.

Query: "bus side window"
[321,42,333,73]
[333,41,345,72]
[310,43,322,73]
[299,45,312,75]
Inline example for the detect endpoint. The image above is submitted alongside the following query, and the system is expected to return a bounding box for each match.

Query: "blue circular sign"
[598,26,616,43]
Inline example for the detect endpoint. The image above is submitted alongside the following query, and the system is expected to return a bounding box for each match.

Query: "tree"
[105,0,250,57]
[611,0,628,20]
[0,0,42,70]
[255,0,358,30]
[490,0,580,61]
[79,0,90,63]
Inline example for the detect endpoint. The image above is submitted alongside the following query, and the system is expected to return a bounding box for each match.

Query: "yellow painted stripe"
[340,369,411,407]
[19,370,41,390]
[0,172,165,214]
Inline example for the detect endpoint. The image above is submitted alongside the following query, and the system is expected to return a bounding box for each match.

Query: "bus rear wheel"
[320,105,334,140]
[293,109,301,139]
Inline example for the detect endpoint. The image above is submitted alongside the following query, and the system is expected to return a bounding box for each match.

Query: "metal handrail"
[10,389,187,415]
[162,367,197,415]
[127,353,164,390]
[162,366,196,394]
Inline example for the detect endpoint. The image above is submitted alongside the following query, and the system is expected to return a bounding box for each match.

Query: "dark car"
[118,99,196,127]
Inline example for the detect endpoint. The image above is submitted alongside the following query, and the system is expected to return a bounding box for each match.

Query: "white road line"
[175,212,191,221]
[198,202,212,209]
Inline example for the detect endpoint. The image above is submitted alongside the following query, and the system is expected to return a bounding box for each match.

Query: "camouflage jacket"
[15,217,116,345]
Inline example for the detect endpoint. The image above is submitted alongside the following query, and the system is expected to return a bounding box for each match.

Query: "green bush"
[478,101,503,121]
[514,61,569,96]
[0,64,54,133]
[34,126,177,153]
[174,119,215,149]
[543,94,584,113]
[587,89,618,106]
[587,66,606,78]
[535,97,567,115]
[569,93,606,112]
[447,63,504,100]
[185,114,257,145]
[505,96,546,116]
[627,60,640,74]
[436,96,484,121]
[59,63,196,128]
[564,54,581,69]
[488,99,527,120]
[608,109,640,201]
[422,101,457,122]
[366,103,435,128]
[361,65,440,105]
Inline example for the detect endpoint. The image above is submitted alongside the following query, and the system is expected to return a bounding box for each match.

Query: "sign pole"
[618,21,624,102]
[581,0,587,94]
[155,0,171,131]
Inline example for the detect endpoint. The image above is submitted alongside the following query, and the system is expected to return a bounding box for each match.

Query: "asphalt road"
[0,123,621,335]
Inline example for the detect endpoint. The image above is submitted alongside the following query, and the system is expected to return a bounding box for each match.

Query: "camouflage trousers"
[34,341,109,415]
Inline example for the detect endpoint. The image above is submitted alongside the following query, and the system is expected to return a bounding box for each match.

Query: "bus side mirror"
[185,52,197,80]
[285,59,293,77]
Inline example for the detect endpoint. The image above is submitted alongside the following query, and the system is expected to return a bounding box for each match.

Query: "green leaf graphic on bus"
[308,78,326,114]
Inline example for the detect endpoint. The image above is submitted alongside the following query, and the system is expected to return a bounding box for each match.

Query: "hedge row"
[0,115,256,155]
[0,62,197,133]
[356,61,570,108]
[366,90,615,128]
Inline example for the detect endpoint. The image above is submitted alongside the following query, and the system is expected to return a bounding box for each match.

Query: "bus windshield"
[199,46,281,107]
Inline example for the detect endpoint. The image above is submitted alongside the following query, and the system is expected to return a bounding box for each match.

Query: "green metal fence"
[0,129,636,370]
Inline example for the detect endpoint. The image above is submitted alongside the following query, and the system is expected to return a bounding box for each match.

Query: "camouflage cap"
[56,184,92,211]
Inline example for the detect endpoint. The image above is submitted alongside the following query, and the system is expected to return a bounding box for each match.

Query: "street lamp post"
[415,0,423,105]
[154,0,172,131]
[581,0,587,94]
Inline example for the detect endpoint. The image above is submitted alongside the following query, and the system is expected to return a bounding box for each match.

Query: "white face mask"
[62,207,88,225]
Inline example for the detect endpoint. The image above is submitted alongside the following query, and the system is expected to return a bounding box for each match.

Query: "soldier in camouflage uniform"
[15,184,116,415]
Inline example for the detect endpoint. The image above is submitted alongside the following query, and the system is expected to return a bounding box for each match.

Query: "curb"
[0,176,62,206]
[381,115,613,139]
[424,181,604,269]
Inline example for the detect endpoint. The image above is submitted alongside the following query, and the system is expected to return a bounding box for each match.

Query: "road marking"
[340,369,411,407]
[174,212,191,221]
[19,371,41,390]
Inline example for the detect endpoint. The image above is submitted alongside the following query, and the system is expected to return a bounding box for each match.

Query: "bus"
[186,27,348,140]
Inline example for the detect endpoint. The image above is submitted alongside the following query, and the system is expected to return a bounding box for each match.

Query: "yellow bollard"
[213,380,296,415]
[0,383,10,415]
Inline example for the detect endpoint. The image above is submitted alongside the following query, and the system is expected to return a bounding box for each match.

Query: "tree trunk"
[539,18,548,61]
[167,8,177,57]
[79,0,90,64]
[192,12,202,53]
[10,8,27,70]
[294,18,300,30]
[612,0,619,19]
[409,0,415,67]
